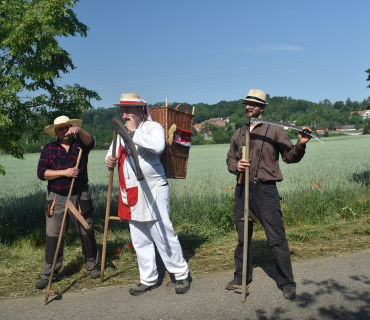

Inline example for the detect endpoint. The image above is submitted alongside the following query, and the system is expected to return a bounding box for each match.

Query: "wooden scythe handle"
[242,119,251,303]
[100,131,117,281]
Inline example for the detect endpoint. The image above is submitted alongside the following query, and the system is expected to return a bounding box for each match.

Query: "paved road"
[1,249,370,320]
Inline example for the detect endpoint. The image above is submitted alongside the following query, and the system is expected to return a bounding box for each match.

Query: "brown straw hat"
[240,89,268,105]
[44,116,82,136]
[113,93,147,107]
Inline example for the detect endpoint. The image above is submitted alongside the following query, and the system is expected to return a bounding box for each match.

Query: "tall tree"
[0,0,100,174]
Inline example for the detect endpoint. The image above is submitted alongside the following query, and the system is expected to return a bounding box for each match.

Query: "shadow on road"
[254,275,370,320]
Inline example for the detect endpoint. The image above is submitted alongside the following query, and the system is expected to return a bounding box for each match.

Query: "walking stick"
[44,147,83,305]
[100,131,117,280]
[241,118,251,303]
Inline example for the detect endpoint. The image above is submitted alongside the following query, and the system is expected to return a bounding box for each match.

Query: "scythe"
[239,117,322,302]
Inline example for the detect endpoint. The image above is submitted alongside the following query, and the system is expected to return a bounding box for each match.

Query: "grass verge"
[0,215,369,299]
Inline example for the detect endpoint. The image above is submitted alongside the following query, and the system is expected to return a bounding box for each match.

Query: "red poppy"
[231,186,234,190]
[285,226,289,230]
[126,243,132,249]
[114,248,121,256]
[318,184,321,188]
[225,188,229,191]
[336,213,340,216]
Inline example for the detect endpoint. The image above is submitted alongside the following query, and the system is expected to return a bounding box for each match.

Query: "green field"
[1,135,370,297]
[1,135,370,236]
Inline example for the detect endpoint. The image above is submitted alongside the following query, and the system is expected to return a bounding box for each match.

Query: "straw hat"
[44,116,83,136]
[113,93,147,107]
[240,89,268,105]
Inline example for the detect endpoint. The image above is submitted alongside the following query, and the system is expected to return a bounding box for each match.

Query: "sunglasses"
[243,102,263,108]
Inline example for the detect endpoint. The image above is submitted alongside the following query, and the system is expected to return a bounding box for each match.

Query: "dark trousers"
[233,183,296,289]
[41,190,99,280]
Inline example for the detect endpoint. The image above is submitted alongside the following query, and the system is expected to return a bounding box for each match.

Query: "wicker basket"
[150,104,194,179]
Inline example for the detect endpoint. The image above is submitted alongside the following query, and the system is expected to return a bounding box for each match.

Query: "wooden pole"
[241,118,251,302]
[44,148,83,305]
[101,131,118,281]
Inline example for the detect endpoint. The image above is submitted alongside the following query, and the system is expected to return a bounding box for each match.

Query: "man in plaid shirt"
[35,116,100,289]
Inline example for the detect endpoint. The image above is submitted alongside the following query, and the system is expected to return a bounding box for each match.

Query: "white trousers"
[129,183,189,286]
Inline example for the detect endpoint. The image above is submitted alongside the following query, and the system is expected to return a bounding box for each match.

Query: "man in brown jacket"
[225,89,313,299]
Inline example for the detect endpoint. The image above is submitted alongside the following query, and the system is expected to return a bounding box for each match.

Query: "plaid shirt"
[37,137,95,194]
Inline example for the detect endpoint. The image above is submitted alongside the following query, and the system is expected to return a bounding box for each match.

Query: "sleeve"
[37,145,49,180]
[226,129,240,175]
[277,129,306,164]
[132,121,165,155]
[79,136,95,152]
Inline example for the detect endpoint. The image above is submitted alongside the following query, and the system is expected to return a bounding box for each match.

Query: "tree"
[0,0,100,174]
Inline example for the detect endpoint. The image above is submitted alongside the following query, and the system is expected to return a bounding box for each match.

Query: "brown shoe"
[225,279,248,291]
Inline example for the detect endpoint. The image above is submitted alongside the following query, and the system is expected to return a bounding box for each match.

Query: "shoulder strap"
[254,124,271,184]
[144,120,152,133]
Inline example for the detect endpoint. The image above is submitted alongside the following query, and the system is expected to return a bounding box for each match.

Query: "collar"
[55,136,77,146]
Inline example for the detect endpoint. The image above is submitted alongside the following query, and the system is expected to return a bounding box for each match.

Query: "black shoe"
[225,278,242,290]
[283,287,297,299]
[129,283,154,296]
[90,265,101,279]
[35,279,49,290]
[175,278,190,294]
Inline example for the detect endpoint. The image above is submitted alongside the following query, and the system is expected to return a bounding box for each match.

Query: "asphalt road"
[1,249,370,320]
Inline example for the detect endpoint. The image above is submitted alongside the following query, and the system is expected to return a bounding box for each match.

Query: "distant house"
[209,117,222,123]
[193,117,230,131]
[193,123,204,133]
[334,123,342,131]
[341,125,356,132]
[351,110,370,119]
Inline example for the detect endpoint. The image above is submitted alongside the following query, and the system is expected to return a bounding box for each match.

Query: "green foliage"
[0,0,101,174]
[363,120,370,135]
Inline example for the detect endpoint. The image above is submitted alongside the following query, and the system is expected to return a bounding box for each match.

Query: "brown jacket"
[226,123,306,184]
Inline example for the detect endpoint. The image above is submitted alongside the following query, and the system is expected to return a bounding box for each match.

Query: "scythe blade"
[250,117,324,144]
[112,117,144,181]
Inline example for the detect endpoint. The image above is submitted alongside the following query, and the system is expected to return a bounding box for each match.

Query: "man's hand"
[237,159,250,172]
[64,168,80,178]
[106,156,118,169]
[298,126,313,146]
[66,126,81,136]
[124,118,140,132]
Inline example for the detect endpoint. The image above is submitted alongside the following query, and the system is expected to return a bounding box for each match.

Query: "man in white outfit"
[106,93,190,295]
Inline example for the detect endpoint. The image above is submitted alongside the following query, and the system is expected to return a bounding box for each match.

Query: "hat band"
[245,95,266,104]
[119,99,147,105]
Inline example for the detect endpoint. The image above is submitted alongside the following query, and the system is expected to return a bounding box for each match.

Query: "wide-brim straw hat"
[113,93,147,107]
[44,116,83,136]
[240,89,268,105]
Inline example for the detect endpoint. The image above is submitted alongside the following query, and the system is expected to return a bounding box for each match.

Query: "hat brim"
[44,119,83,137]
[240,98,268,105]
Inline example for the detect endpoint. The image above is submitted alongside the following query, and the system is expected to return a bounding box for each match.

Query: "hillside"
[20,96,370,152]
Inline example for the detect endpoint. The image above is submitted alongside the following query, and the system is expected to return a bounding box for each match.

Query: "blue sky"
[57,0,370,108]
